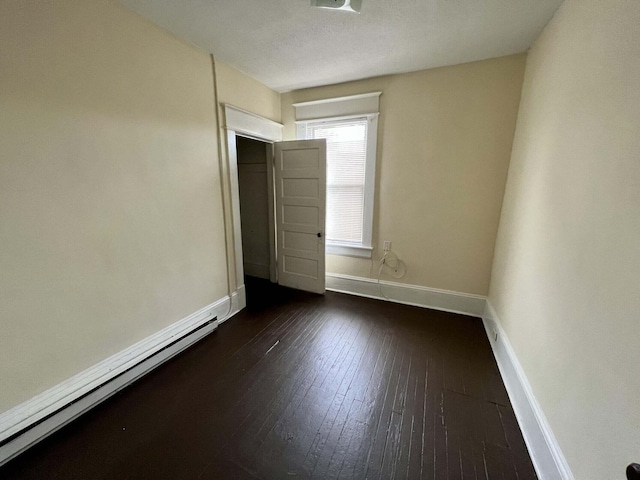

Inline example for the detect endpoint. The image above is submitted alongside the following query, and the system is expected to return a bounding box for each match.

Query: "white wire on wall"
[376,250,406,299]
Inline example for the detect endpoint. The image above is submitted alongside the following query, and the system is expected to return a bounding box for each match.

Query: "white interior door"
[274,140,326,294]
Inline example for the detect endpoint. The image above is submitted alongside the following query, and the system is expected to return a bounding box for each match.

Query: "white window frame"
[294,92,380,258]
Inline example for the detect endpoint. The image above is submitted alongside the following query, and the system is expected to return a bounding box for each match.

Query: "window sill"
[326,243,373,258]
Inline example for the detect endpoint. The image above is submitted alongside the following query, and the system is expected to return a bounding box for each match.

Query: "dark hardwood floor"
[0,278,537,479]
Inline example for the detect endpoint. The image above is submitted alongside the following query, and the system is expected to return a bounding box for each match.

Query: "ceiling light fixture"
[310,0,362,14]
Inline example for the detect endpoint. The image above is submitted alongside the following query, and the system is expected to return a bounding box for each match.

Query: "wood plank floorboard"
[0,278,537,479]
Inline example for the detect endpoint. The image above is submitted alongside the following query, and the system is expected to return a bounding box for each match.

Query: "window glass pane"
[326,185,364,243]
[306,119,368,244]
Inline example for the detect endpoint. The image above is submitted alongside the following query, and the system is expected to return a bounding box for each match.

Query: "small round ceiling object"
[310,0,362,14]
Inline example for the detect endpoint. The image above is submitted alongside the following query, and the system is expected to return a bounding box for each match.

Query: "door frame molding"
[222,104,283,285]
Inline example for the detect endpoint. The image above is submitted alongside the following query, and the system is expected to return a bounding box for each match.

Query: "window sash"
[305,118,368,245]
[296,112,378,258]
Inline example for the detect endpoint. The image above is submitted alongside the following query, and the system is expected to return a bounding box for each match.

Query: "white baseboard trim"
[0,288,245,467]
[482,301,574,480]
[326,273,486,317]
[220,284,246,325]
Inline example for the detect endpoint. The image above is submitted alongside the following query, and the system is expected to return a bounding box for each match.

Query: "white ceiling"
[119,0,563,92]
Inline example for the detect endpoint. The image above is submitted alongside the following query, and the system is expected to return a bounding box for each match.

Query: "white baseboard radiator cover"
[0,286,245,467]
[0,284,573,480]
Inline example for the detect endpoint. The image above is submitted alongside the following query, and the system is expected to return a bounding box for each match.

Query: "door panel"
[283,231,319,252]
[274,140,326,294]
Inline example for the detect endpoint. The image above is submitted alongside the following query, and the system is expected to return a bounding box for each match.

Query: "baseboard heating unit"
[0,315,218,467]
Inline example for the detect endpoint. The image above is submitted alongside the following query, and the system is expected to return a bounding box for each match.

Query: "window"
[294,93,380,258]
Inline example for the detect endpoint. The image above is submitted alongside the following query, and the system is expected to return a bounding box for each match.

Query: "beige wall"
[0,0,227,412]
[488,1,640,478]
[215,59,282,123]
[282,55,526,295]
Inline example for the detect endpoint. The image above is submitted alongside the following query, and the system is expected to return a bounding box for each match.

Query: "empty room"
[1,1,638,479]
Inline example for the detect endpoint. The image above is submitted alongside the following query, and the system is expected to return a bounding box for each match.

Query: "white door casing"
[222,104,283,291]
[274,140,326,294]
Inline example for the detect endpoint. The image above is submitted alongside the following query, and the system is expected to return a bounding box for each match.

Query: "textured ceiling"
[119,0,563,92]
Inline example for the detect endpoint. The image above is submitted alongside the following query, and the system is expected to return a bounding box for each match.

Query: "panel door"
[274,140,326,294]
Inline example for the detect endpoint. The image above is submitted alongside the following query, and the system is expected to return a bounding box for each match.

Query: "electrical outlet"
[383,240,391,252]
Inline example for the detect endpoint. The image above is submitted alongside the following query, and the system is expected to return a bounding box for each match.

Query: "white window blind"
[305,118,368,244]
